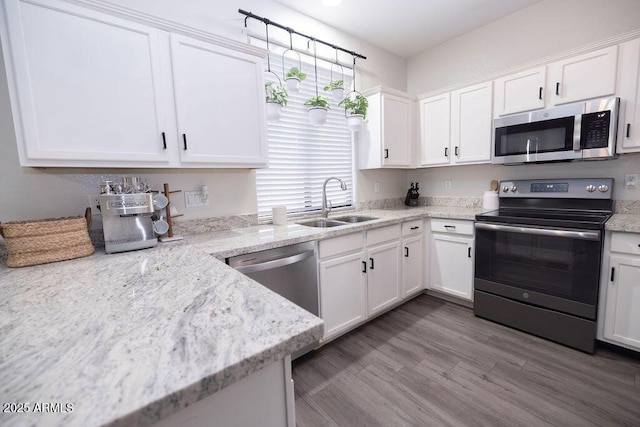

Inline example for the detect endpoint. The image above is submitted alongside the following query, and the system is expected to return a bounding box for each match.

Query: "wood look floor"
[292,295,640,427]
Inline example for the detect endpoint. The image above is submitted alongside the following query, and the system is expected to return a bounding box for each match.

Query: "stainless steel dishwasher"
[227,241,319,359]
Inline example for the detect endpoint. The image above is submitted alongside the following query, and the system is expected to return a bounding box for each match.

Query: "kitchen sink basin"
[298,219,347,228]
[332,215,378,223]
[298,215,378,228]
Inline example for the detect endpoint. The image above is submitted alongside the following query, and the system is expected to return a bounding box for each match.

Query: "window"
[256,53,354,218]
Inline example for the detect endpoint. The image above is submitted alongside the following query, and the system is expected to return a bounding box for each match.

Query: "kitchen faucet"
[321,177,347,218]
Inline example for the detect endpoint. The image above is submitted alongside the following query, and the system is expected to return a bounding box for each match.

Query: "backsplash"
[615,199,640,214]
[172,214,259,236]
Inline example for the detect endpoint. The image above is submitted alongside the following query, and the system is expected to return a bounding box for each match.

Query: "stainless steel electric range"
[474,178,614,353]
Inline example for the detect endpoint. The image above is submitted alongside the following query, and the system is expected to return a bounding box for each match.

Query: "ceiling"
[273,0,542,58]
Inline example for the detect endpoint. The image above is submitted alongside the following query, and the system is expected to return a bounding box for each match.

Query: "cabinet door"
[381,94,411,167]
[617,38,640,153]
[319,252,367,340]
[603,255,640,350]
[367,241,401,315]
[170,34,267,167]
[547,45,618,105]
[494,66,546,116]
[1,0,171,166]
[419,93,450,167]
[451,81,493,165]
[430,234,473,301]
[402,235,423,297]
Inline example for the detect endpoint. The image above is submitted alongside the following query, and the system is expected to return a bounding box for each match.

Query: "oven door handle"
[475,222,600,241]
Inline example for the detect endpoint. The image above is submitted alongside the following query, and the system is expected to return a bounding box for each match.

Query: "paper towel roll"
[272,205,287,225]
[483,191,499,210]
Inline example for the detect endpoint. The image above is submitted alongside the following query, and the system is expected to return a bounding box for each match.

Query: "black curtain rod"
[238,9,366,60]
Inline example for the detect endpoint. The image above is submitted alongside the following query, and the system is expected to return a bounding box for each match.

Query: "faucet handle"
[327,199,333,213]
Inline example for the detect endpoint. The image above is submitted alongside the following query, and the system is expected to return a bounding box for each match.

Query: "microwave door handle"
[475,223,600,241]
[573,115,582,151]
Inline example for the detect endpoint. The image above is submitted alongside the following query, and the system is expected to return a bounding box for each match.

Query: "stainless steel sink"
[298,219,347,228]
[298,215,378,228]
[332,215,378,223]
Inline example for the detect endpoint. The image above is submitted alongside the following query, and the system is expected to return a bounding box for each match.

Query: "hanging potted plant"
[339,92,368,131]
[304,95,330,126]
[284,66,306,93]
[265,81,288,122]
[324,79,344,102]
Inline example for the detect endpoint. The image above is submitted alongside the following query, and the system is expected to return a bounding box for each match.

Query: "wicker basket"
[0,209,94,267]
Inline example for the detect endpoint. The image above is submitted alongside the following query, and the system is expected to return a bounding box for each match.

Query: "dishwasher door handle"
[234,249,315,274]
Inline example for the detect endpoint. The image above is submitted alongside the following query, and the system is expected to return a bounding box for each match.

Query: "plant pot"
[308,107,328,126]
[285,77,301,93]
[346,114,364,131]
[331,87,344,102]
[265,102,282,122]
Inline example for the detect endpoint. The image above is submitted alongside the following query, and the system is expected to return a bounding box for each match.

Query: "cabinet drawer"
[430,218,474,236]
[367,224,401,246]
[319,232,364,259]
[402,220,423,236]
[610,232,640,256]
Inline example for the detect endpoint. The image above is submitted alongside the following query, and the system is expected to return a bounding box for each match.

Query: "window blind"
[256,54,354,218]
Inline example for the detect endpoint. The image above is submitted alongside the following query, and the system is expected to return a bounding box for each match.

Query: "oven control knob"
[502,186,509,193]
[510,185,517,192]
[598,184,609,193]
[586,185,596,192]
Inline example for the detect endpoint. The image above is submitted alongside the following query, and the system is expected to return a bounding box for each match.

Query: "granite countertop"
[606,213,640,233]
[0,244,323,427]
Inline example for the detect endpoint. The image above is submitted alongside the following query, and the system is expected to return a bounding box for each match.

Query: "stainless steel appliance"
[227,242,319,359]
[474,178,614,353]
[493,97,619,164]
[100,193,158,254]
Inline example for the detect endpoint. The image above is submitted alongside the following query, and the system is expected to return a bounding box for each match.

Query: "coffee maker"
[100,193,160,254]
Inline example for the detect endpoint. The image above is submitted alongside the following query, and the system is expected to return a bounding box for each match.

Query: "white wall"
[406,0,640,201]
[0,0,407,223]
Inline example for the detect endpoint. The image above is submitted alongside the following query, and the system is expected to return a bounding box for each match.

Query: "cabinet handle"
[555,82,560,96]
[369,257,374,270]
[538,87,543,100]
[627,123,631,138]
[455,146,459,156]
[384,149,389,159]
[410,226,419,230]
[468,247,472,258]
[444,147,448,157]
[610,267,615,282]
[444,225,456,231]
[405,247,409,257]
[182,134,188,150]
[161,132,167,150]
[362,261,367,273]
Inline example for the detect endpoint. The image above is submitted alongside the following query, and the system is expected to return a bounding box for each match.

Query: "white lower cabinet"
[599,232,640,352]
[402,220,424,297]
[429,219,474,301]
[319,223,421,342]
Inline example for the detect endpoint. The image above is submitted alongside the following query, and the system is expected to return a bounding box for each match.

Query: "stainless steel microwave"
[492,96,619,165]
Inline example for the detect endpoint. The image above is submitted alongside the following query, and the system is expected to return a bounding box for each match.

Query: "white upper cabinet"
[547,45,618,105]
[494,66,546,116]
[0,0,268,168]
[450,82,493,164]
[170,34,267,167]
[419,81,492,167]
[359,87,413,169]
[1,0,171,167]
[616,38,640,154]
[418,93,450,167]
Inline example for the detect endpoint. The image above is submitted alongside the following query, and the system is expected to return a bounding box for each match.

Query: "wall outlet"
[87,194,101,215]
[184,191,209,208]
[444,180,452,190]
[624,174,639,189]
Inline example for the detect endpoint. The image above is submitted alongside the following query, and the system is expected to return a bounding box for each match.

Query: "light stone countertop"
[0,244,323,427]
[606,213,640,233]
